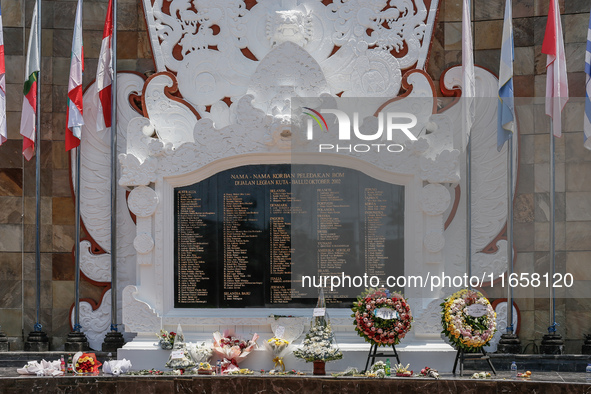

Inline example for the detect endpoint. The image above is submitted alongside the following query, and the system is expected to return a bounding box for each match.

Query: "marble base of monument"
[539,333,564,355]
[102,331,125,353]
[64,331,89,352]
[24,331,49,352]
[119,334,457,373]
[496,333,521,354]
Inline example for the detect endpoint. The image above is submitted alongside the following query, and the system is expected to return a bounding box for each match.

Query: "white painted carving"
[72,290,112,351]
[128,186,159,218]
[71,73,143,343]
[79,240,111,282]
[267,10,313,48]
[442,66,519,280]
[421,184,451,216]
[143,73,198,148]
[141,0,439,128]
[134,232,155,255]
[122,285,162,333]
[414,298,444,338]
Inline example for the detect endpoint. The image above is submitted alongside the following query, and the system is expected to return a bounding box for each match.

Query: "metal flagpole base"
[0,330,9,352]
[582,334,591,355]
[540,333,564,355]
[101,331,125,352]
[496,333,521,354]
[64,331,89,352]
[24,331,50,351]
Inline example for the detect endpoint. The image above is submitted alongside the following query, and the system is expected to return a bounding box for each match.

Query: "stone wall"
[0,0,589,352]
[0,0,153,350]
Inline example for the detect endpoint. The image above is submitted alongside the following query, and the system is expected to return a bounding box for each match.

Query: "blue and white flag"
[585,6,591,150]
[498,0,514,151]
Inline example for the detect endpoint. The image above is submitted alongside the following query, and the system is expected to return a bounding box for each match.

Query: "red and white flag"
[65,0,84,151]
[542,0,568,137]
[19,3,40,160]
[0,5,6,146]
[96,0,113,135]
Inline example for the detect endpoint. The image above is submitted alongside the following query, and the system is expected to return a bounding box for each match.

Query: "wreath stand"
[363,343,401,372]
[451,348,497,376]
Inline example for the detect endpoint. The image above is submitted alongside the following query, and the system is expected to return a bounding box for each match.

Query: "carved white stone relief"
[134,233,155,256]
[442,66,519,281]
[79,240,111,282]
[128,186,159,218]
[72,291,112,351]
[71,73,143,349]
[122,285,162,333]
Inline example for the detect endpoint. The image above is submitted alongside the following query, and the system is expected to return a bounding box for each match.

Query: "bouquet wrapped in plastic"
[157,329,176,350]
[187,342,212,364]
[165,324,196,369]
[103,359,132,376]
[17,360,63,376]
[212,330,258,374]
[73,352,102,375]
[264,337,289,371]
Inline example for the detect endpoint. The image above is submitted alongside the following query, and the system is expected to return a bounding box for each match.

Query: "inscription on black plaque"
[174,164,404,308]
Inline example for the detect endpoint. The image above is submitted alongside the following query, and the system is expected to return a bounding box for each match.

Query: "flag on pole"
[0,4,6,146]
[462,0,475,149]
[19,2,40,161]
[542,0,568,138]
[584,6,591,150]
[96,0,113,136]
[65,0,84,151]
[497,0,515,151]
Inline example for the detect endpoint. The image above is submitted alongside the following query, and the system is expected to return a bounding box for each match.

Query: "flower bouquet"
[419,366,440,379]
[440,289,497,352]
[157,329,176,350]
[187,342,212,364]
[73,352,102,375]
[265,337,290,371]
[293,321,342,363]
[365,361,387,378]
[351,288,412,346]
[212,330,258,374]
[165,324,197,369]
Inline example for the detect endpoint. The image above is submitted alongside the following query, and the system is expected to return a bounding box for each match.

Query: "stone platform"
[0,369,589,393]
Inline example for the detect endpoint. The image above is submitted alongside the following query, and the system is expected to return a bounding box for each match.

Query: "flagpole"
[549,126,556,332]
[539,0,565,355]
[34,0,41,334]
[64,0,88,352]
[74,147,82,332]
[465,0,473,288]
[507,135,513,332]
[497,127,521,353]
[111,0,118,334]
[102,0,125,352]
[65,148,88,351]
[24,0,49,352]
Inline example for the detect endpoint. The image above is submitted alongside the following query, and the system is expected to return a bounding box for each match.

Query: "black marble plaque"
[174,164,404,308]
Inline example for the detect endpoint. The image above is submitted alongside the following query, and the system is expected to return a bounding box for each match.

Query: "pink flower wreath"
[351,288,413,346]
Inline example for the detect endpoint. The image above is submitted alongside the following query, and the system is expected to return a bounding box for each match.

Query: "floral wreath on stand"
[440,289,497,352]
[351,288,412,346]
